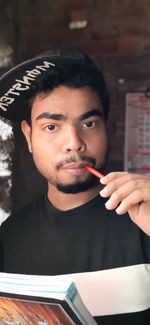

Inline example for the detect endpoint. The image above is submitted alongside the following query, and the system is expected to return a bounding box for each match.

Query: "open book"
[0,272,98,324]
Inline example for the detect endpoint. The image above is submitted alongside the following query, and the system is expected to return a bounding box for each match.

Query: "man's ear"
[21,120,32,153]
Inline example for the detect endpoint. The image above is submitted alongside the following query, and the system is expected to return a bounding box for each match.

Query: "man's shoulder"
[1,194,45,229]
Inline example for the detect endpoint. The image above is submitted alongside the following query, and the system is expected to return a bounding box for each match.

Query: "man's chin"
[56,177,99,194]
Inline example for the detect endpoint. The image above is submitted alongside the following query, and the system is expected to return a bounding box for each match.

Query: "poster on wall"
[124,93,150,175]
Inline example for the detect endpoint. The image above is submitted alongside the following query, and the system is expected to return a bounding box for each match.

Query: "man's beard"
[56,174,99,194]
[53,148,109,194]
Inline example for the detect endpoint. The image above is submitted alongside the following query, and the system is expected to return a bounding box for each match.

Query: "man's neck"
[47,184,101,211]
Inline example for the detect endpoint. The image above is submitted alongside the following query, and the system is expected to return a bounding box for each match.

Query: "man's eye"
[83,121,96,128]
[46,125,56,131]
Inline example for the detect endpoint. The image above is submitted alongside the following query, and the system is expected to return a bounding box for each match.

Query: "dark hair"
[25,59,109,124]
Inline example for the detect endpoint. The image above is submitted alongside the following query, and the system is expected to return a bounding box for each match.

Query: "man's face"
[22,85,109,194]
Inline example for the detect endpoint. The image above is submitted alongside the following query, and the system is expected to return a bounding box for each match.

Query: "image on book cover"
[0,294,82,325]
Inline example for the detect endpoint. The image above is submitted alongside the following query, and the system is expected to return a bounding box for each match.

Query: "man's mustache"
[56,156,96,170]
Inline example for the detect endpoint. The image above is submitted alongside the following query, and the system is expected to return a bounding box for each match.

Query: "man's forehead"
[32,86,102,109]
[31,86,103,115]
[33,85,101,102]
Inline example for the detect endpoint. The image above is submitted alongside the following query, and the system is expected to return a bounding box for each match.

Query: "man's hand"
[100,172,150,236]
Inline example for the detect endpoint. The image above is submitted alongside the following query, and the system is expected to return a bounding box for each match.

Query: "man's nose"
[63,126,86,153]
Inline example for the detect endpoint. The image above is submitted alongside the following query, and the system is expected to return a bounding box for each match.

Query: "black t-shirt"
[0,194,150,324]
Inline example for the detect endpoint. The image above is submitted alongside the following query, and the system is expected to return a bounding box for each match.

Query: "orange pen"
[84,164,104,179]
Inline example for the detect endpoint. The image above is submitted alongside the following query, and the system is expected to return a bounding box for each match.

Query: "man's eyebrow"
[35,112,66,121]
[79,109,104,120]
[35,109,103,121]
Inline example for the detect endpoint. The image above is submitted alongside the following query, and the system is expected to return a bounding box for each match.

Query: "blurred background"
[0,0,150,220]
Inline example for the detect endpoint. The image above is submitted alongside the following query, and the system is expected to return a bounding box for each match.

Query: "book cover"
[0,273,98,325]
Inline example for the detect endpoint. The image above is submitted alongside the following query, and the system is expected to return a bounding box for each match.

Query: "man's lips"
[59,163,104,179]
[59,162,90,176]
[61,162,86,170]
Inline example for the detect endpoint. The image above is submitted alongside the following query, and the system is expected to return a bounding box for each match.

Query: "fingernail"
[100,176,108,184]
[100,187,108,197]
[105,199,112,209]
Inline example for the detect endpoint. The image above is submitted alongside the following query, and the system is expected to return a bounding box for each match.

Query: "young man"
[0,49,150,324]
